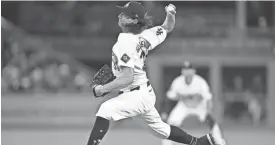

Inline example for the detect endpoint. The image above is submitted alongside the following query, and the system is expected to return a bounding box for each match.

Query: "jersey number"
[136,37,151,61]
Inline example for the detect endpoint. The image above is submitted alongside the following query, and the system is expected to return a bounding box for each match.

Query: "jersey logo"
[121,53,130,63]
[136,37,151,52]
[156,28,163,35]
[136,37,151,60]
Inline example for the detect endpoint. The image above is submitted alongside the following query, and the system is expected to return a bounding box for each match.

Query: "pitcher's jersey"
[112,26,167,90]
[166,75,212,101]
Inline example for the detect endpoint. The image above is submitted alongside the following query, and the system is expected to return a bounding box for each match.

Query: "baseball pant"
[96,82,171,139]
[167,101,208,126]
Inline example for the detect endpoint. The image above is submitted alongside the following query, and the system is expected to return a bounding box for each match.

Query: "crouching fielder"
[162,61,226,145]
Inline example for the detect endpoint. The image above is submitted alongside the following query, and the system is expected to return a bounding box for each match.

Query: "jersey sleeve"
[141,26,167,50]
[166,78,180,101]
[200,79,212,100]
[115,41,136,68]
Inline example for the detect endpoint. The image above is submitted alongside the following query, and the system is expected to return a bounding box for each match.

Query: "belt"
[118,82,151,95]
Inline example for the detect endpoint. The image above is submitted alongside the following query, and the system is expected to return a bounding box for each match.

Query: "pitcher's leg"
[87,116,109,145]
[87,91,147,145]
[137,107,199,145]
[87,99,118,145]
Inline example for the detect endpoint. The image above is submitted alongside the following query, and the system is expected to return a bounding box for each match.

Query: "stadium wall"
[147,53,275,127]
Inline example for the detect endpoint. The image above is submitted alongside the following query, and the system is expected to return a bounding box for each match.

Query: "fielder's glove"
[91,64,116,97]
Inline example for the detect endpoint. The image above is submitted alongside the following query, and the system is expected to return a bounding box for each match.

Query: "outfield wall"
[147,54,275,127]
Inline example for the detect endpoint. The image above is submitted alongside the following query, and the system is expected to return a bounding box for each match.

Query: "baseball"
[166,4,176,14]
[167,5,174,11]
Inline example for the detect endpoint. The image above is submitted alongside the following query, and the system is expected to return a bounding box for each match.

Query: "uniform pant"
[167,101,208,126]
[96,83,171,139]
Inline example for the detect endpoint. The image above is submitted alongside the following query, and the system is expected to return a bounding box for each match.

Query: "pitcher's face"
[118,13,137,29]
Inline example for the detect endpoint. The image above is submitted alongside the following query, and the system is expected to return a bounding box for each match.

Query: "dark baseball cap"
[182,61,194,69]
[181,61,195,76]
[116,1,146,19]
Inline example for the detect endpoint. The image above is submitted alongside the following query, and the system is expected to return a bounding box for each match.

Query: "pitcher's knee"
[149,122,171,139]
[96,102,116,120]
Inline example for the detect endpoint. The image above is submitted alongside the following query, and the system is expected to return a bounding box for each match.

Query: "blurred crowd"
[18,1,234,37]
[223,74,267,124]
[1,38,94,94]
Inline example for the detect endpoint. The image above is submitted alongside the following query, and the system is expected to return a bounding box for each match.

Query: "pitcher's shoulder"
[113,34,137,53]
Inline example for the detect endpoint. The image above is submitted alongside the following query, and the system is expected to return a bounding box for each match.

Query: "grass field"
[2,128,275,145]
[2,95,275,145]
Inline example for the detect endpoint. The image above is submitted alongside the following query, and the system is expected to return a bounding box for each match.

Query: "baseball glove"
[91,64,116,97]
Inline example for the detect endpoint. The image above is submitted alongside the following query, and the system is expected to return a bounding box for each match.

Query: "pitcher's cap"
[117,1,146,19]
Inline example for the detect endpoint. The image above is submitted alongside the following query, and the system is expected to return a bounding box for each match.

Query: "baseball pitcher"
[88,2,224,145]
